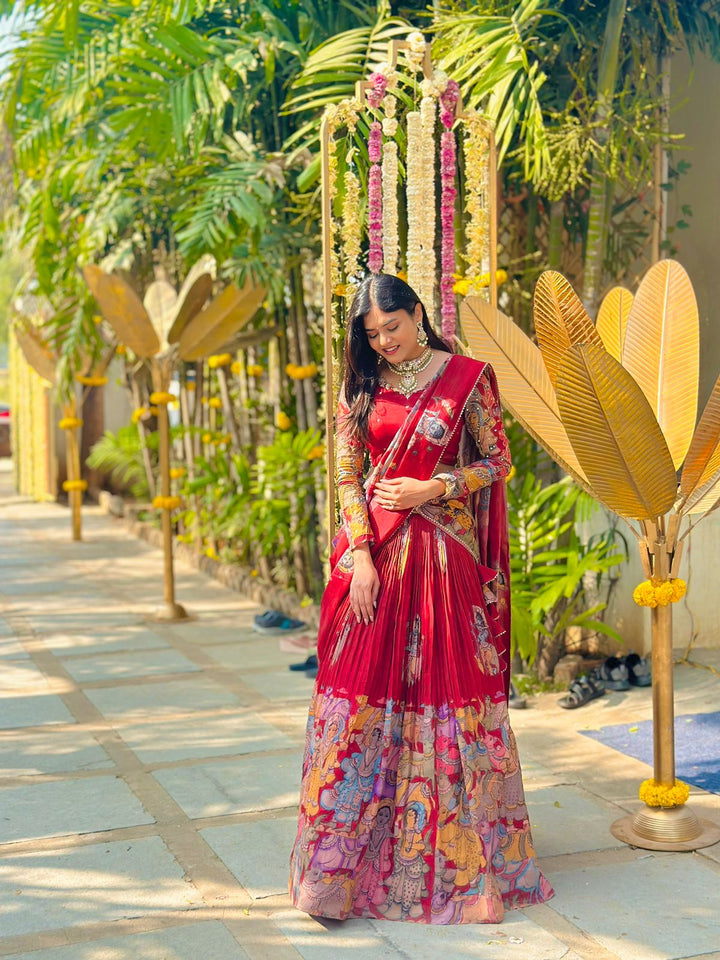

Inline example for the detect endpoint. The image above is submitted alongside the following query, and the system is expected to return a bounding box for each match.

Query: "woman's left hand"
[374,476,445,511]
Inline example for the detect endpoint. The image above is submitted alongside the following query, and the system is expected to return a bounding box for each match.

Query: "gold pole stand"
[611,534,720,851]
[151,367,190,623]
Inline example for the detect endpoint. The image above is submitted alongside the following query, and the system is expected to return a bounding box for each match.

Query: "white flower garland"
[405,110,423,296]
[463,115,492,299]
[419,95,437,313]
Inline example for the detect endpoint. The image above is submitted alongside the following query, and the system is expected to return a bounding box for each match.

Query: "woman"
[289,274,553,924]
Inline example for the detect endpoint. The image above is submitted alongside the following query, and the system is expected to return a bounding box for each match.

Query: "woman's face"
[363,301,424,364]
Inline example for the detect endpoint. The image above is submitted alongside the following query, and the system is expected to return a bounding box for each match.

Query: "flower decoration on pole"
[83,260,266,622]
[459,259,720,851]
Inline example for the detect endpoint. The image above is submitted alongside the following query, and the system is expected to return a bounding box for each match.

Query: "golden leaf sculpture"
[679,372,720,511]
[596,286,634,362]
[167,255,215,344]
[144,280,178,352]
[622,260,698,469]
[178,278,266,361]
[14,322,56,384]
[555,343,678,519]
[83,266,161,358]
[533,270,603,384]
[459,297,589,487]
[460,259,720,851]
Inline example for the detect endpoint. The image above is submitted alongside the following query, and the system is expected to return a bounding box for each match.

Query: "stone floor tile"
[41,625,171,657]
[84,677,247,720]
[2,921,252,959]
[0,775,155,844]
[0,835,202,937]
[202,639,304,671]
[60,649,201,683]
[201,816,297,900]
[237,669,316,703]
[0,694,75,730]
[22,610,141,635]
[0,634,29,659]
[153,752,301,819]
[118,711,288,764]
[550,852,720,960]
[0,661,53,692]
[0,727,114,777]
[271,909,401,960]
[524,784,626,858]
[370,911,577,959]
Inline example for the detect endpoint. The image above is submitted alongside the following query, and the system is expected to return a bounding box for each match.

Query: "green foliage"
[507,466,628,667]
[86,425,156,500]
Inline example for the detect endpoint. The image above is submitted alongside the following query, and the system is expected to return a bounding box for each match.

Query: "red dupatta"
[321,355,511,690]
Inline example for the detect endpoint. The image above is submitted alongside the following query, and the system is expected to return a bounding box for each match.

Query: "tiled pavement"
[0,463,719,960]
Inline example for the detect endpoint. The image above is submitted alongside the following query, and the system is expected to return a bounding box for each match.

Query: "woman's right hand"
[350,545,380,625]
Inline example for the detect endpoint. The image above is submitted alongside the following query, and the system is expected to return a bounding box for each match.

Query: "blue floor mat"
[581,710,720,795]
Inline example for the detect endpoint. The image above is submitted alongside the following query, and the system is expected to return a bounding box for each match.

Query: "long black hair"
[340,273,452,440]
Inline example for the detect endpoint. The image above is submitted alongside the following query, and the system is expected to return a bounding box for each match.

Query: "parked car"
[0,403,11,458]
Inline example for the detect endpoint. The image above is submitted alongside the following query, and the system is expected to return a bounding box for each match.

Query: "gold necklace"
[385,347,433,397]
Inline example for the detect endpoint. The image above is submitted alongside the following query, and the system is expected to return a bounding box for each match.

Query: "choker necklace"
[385,347,433,396]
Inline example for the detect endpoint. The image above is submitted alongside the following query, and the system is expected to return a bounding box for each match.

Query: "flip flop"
[624,651,652,686]
[558,676,605,709]
[592,656,630,690]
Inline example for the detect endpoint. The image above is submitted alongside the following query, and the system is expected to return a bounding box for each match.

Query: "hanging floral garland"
[381,92,399,276]
[439,79,460,342]
[366,71,388,274]
[405,109,423,296]
[418,91,437,311]
[463,115,492,297]
[341,149,362,281]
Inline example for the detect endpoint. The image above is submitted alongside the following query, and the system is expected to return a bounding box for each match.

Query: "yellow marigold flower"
[397,270,408,282]
[201,397,208,405]
[62,479,88,492]
[149,391,174,405]
[655,581,675,606]
[149,406,159,416]
[333,284,349,297]
[202,432,212,444]
[76,374,108,387]
[205,546,219,560]
[670,578,687,602]
[152,495,181,511]
[231,361,242,375]
[453,278,471,296]
[207,353,232,369]
[496,269,509,285]
[300,595,313,608]
[208,397,223,409]
[186,382,196,392]
[304,362,318,378]
[505,465,516,483]
[307,444,325,461]
[116,344,127,355]
[169,467,186,479]
[92,315,103,325]
[251,569,259,577]
[246,364,264,377]
[276,411,292,431]
[131,407,148,424]
[639,778,690,808]
[286,363,300,378]
[59,416,83,431]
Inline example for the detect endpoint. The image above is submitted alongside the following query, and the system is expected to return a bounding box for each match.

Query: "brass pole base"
[611,805,720,851]
[150,601,191,623]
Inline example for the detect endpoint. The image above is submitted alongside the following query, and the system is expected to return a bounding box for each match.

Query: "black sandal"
[558,676,605,709]
[592,656,630,691]
[623,651,652,686]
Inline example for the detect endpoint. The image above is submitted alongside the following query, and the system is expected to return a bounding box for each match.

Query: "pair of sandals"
[558,651,651,709]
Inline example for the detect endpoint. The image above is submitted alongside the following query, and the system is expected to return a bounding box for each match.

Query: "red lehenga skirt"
[289,513,554,924]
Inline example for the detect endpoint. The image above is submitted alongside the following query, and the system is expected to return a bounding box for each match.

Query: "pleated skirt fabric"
[289,515,553,923]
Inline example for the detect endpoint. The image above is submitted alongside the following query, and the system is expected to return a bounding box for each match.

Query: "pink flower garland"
[368,120,383,274]
[439,80,460,341]
[367,72,388,109]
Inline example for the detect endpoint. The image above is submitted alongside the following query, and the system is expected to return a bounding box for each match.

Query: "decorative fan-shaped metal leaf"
[622,259,698,470]
[596,286,634,362]
[14,322,56,384]
[533,270,603,384]
[167,256,215,344]
[177,279,266,361]
[459,297,589,487]
[556,343,678,519]
[83,266,160,358]
[679,372,720,512]
[144,280,178,352]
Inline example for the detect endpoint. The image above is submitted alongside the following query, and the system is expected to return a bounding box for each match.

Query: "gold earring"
[417,321,429,346]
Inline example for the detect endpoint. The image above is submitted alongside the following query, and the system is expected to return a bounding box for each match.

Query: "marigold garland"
[286,363,318,380]
[463,116,492,297]
[152,495,181,511]
[207,353,232,368]
[75,374,108,387]
[58,417,83,430]
[639,778,690,808]
[62,479,88,492]
[149,391,174,405]
[633,578,687,608]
